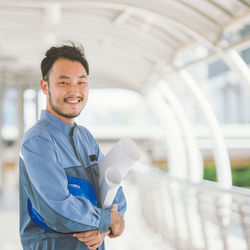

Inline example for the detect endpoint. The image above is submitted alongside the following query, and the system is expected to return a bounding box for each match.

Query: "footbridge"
[0,1,250,249]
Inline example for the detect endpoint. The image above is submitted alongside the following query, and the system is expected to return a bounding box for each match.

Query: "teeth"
[67,100,78,103]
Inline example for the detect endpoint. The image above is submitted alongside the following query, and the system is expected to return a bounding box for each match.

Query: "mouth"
[64,97,83,104]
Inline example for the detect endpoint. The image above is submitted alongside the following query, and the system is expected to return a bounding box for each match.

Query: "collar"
[40,110,78,135]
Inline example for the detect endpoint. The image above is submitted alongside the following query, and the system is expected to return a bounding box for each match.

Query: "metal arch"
[112,8,132,26]
[1,0,217,45]
[146,89,189,180]
[111,8,190,47]
[204,0,234,17]
[157,81,204,183]
[2,0,249,50]
[73,30,175,63]
[77,0,218,45]
[0,78,3,190]
[89,72,140,91]
[173,33,250,72]
[3,0,249,81]
[179,70,232,188]
[216,48,250,95]
[238,0,250,8]
[176,0,221,25]
[0,28,170,68]
[0,5,190,50]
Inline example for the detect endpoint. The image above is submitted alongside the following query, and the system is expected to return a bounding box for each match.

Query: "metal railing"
[132,164,250,250]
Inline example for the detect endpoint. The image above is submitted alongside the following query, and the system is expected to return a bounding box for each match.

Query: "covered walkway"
[0,0,250,249]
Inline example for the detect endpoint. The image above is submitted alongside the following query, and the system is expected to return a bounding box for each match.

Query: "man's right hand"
[109,203,125,238]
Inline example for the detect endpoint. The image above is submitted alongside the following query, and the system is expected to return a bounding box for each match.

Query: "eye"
[79,81,87,85]
[59,81,69,85]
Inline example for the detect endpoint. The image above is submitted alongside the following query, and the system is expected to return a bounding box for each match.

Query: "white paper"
[99,138,140,186]
[100,167,122,208]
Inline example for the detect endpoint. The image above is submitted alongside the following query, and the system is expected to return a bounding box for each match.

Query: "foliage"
[204,164,250,188]
[154,160,250,188]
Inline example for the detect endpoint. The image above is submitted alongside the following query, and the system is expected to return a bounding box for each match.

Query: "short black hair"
[41,42,89,81]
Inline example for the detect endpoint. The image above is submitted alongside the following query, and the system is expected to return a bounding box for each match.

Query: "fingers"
[84,238,102,250]
[73,229,106,250]
[111,203,118,211]
[73,231,96,240]
[73,229,100,242]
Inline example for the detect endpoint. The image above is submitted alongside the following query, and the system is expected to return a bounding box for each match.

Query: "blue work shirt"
[19,110,127,250]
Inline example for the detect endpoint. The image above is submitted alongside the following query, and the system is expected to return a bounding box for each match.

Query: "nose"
[67,83,79,96]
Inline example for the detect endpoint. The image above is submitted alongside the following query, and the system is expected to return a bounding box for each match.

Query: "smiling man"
[42,59,88,122]
[19,43,126,250]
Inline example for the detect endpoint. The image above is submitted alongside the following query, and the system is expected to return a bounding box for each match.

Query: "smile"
[66,100,80,103]
[64,97,83,104]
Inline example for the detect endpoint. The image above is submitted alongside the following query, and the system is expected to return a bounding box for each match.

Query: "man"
[19,43,126,250]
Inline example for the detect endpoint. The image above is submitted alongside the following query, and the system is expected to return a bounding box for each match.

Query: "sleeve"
[20,133,111,233]
[112,186,127,217]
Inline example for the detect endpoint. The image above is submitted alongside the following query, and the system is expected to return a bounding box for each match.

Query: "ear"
[40,79,48,95]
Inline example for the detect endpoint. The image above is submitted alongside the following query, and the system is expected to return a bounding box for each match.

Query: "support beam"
[18,86,25,146]
[158,81,203,183]
[179,70,232,188]
[217,48,250,95]
[35,89,40,121]
[0,80,3,190]
[146,89,188,180]
[43,3,61,25]
[112,8,132,26]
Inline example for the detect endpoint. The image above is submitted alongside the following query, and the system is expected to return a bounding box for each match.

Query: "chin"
[67,110,82,118]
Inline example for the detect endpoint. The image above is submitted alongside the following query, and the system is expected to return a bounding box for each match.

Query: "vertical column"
[35,89,40,121]
[146,89,188,180]
[17,86,25,147]
[0,81,3,190]
[179,70,232,188]
[158,81,203,183]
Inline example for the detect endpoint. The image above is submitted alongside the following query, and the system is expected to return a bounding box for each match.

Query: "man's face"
[40,58,89,124]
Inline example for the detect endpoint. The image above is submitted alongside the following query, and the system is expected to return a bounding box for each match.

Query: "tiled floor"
[0,188,22,250]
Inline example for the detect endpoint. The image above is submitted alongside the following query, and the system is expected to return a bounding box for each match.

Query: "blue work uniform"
[19,110,127,250]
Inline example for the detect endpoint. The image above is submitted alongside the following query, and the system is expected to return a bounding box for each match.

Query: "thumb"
[111,203,118,211]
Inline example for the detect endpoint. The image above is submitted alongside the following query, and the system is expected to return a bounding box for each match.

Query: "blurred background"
[0,0,250,249]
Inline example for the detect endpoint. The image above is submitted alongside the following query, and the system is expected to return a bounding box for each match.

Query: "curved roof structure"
[0,0,250,187]
[0,0,249,90]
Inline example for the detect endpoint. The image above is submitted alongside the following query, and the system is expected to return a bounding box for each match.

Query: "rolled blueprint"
[100,167,122,209]
[99,138,140,186]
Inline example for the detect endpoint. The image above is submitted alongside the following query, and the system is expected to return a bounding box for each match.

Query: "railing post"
[239,203,250,250]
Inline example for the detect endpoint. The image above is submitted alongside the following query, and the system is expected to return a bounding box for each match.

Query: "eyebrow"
[57,75,87,79]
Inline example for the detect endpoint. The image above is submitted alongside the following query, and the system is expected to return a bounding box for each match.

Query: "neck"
[46,107,75,125]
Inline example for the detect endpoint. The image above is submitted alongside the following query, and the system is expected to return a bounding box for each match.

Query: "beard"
[48,90,83,119]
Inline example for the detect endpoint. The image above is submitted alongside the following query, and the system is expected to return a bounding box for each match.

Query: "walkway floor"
[0,179,169,250]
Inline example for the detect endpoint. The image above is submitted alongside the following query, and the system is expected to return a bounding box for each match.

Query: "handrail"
[132,163,250,250]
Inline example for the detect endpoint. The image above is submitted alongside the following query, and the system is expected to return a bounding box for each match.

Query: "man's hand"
[73,229,110,250]
[109,203,125,238]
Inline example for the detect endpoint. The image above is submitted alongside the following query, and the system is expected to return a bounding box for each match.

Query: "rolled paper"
[99,138,140,186]
[100,167,122,208]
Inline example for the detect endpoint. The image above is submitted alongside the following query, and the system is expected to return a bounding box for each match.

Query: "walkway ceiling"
[0,0,250,91]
